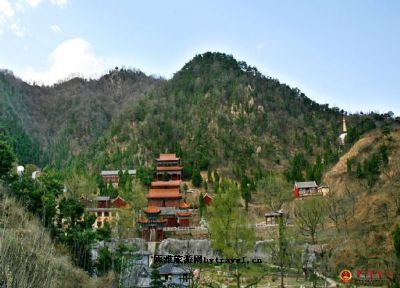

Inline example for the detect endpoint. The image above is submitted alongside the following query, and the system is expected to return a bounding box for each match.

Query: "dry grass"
[0,186,105,288]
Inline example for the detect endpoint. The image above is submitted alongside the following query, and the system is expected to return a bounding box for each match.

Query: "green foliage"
[285,153,308,182]
[199,193,206,218]
[208,180,255,287]
[136,166,155,186]
[191,167,202,187]
[97,222,112,241]
[240,175,251,211]
[257,174,292,211]
[350,145,390,187]
[59,197,85,226]
[0,140,15,178]
[208,180,255,258]
[96,247,112,276]
[150,269,164,288]
[75,52,349,181]
[346,117,377,146]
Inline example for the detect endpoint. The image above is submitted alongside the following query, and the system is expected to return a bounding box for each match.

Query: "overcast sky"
[0,0,399,115]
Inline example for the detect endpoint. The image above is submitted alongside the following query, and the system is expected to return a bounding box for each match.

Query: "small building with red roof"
[203,193,213,206]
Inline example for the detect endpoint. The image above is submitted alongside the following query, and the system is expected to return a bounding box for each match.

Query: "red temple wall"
[148,199,163,206]
[97,200,110,208]
[166,216,178,227]
[102,176,119,183]
[179,218,190,227]
[165,199,180,207]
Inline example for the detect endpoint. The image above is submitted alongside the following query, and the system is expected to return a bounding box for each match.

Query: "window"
[97,221,102,227]
[104,212,109,217]
[97,212,102,217]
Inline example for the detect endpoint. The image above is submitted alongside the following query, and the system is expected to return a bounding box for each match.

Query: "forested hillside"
[1,52,396,181]
[0,68,161,167]
[82,53,341,174]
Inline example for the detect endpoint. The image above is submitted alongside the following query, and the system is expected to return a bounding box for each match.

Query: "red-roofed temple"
[139,153,192,241]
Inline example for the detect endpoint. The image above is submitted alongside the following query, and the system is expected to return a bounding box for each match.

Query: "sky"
[0,0,399,115]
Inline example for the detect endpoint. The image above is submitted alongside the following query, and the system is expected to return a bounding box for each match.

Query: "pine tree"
[199,193,206,218]
[192,167,202,187]
[0,141,15,178]
[150,269,164,288]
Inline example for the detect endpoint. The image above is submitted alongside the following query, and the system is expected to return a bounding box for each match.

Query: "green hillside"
[0,68,161,167]
[82,53,346,176]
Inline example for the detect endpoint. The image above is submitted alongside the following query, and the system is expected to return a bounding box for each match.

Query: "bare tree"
[294,198,327,244]
[257,174,292,211]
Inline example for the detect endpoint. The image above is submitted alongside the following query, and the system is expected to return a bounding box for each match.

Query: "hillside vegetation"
[0,68,161,167]
[0,186,106,288]
[81,53,347,176]
[323,128,400,272]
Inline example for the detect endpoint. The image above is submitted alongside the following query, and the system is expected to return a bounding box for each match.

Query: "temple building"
[139,153,192,241]
[156,154,182,180]
[85,195,130,229]
[293,181,322,198]
[138,206,167,241]
[101,169,136,185]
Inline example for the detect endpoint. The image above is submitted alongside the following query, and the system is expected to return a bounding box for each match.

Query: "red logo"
[340,269,352,283]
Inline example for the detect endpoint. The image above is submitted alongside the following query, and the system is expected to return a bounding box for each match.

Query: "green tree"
[257,174,291,211]
[118,169,124,190]
[199,193,206,218]
[65,173,97,200]
[150,269,164,288]
[119,179,146,224]
[208,180,255,287]
[213,170,220,184]
[240,175,251,211]
[192,167,202,187]
[97,222,112,241]
[96,247,112,276]
[58,197,84,226]
[0,140,15,178]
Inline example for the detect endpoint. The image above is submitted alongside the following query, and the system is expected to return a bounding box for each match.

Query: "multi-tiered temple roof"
[138,154,192,241]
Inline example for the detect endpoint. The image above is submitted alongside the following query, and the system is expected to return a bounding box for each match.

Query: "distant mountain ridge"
[0,68,161,166]
[0,52,392,174]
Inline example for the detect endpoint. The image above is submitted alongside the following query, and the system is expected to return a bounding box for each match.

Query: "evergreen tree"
[240,175,251,211]
[118,169,124,190]
[213,170,220,184]
[150,269,164,288]
[199,193,206,218]
[96,247,112,276]
[192,167,202,187]
[356,162,364,178]
[0,140,15,178]
[207,167,213,183]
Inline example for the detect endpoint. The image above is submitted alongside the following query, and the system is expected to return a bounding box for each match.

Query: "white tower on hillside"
[338,116,348,146]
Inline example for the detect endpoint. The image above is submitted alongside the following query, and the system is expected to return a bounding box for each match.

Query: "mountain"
[0,52,395,178]
[81,52,347,175]
[2,52,400,283]
[0,68,161,167]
